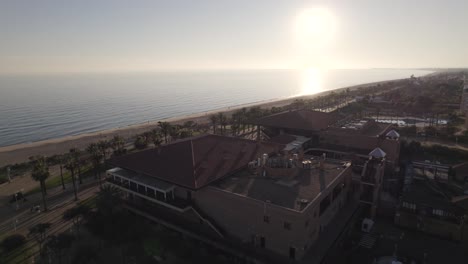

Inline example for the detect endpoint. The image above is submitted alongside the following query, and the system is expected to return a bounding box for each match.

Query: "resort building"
[254,109,400,166]
[459,77,468,114]
[105,134,371,261]
[394,177,468,242]
[256,110,402,216]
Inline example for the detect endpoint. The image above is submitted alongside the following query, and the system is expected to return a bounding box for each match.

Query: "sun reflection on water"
[300,67,323,95]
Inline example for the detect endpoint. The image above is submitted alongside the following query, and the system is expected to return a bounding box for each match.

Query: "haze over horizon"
[1,0,467,74]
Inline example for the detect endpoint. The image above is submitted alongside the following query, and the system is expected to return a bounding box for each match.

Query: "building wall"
[193,167,353,260]
[395,210,464,241]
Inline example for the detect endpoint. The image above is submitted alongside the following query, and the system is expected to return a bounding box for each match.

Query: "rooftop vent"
[385,130,400,139]
[369,147,386,159]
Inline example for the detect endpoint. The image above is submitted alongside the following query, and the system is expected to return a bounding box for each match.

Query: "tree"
[178,128,193,139]
[31,156,50,212]
[170,124,182,140]
[96,184,123,216]
[87,143,103,186]
[71,244,99,264]
[134,136,148,149]
[44,233,74,264]
[63,205,90,236]
[158,121,172,143]
[64,149,80,201]
[1,234,25,251]
[97,140,110,161]
[217,112,228,134]
[150,129,163,148]
[59,156,66,190]
[110,135,126,156]
[29,223,52,256]
[209,114,218,134]
[183,120,196,129]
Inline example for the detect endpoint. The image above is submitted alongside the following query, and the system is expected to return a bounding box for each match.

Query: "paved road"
[0,179,100,263]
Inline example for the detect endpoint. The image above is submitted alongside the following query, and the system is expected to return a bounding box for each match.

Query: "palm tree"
[58,156,65,190]
[65,149,80,201]
[29,223,52,256]
[150,129,163,148]
[97,140,109,161]
[158,121,172,143]
[168,124,179,140]
[217,112,228,134]
[31,156,50,212]
[63,205,90,236]
[209,114,218,134]
[240,108,248,133]
[87,143,104,187]
[134,135,148,149]
[96,184,123,216]
[110,135,126,156]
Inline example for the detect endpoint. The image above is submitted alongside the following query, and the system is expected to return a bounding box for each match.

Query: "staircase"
[359,233,378,249]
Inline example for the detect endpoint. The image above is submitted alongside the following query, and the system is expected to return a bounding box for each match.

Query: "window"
[263,215,270,223]
[305,220,309,227]
[260,236,266,248]
[289,247,296,260]
[402,201,416,211]
[432,209,444,216]
[284,221,292,230]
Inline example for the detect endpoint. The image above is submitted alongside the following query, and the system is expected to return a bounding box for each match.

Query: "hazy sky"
[1,0,467,73]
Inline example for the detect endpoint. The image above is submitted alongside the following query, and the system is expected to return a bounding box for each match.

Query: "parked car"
[9,192,26,204]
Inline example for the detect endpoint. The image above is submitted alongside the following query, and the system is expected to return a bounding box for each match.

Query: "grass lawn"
[25,165,94,196]
[0,241,37,264]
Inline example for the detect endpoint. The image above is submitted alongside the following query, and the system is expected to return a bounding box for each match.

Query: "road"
[0,179,100,263]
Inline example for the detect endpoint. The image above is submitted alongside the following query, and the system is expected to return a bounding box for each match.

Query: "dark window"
[333,184,342,198]
[284,222,292,230]
[320,194,331,216]
[305,220,309,227]
[260,236,266,248]
[289,247,296,260]
[263,215,270,223]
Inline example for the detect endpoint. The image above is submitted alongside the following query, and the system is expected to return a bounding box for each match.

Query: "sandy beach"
[0,79,402,167]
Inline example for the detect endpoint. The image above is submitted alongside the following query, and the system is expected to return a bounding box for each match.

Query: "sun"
[294,8,336,48]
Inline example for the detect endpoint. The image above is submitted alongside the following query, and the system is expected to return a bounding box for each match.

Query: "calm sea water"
[0,69,431,147]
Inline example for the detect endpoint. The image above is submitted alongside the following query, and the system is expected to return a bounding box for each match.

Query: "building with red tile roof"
[110,134,281,189]
[105,133,366,261]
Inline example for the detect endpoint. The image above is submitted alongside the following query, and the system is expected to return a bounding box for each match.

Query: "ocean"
[0,69,431,147]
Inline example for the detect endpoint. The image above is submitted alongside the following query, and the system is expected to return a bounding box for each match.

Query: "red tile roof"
[110,135,281,189]
[267,134,297,144]
[255,110,338,131]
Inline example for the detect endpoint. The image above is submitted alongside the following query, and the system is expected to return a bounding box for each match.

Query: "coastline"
[0,77,410,167]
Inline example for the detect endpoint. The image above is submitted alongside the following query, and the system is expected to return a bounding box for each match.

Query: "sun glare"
[295,8,336,48]
[300,67,323,95]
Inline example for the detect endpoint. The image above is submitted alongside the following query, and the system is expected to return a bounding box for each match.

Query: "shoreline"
[0,76,416,166]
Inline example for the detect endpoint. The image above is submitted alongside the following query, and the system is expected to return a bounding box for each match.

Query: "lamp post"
[7,166,11,182]
[14,192,19,211]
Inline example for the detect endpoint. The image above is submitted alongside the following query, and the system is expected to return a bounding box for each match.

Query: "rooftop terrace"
[213,157,351,211]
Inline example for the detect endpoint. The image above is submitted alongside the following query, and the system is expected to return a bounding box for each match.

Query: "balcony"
[106,177,190,211]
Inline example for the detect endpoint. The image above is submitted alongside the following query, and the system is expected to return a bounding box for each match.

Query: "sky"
[0,0,467,74]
